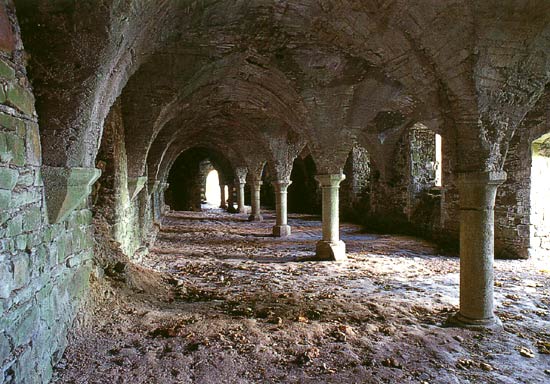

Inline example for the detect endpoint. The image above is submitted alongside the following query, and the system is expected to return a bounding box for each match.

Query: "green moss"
[6,83,35,116]
[0,59,15,80]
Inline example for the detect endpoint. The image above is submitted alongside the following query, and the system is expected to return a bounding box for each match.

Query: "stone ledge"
[41,166,101,224]
[147,180,160,196]
[128,176,147,201]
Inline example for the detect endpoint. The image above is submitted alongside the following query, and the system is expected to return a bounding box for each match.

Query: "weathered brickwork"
[345,125,445,239]
[0,2,94,382]
[495,92,550,259]
[94,100,154,260]
[341,144,370,221]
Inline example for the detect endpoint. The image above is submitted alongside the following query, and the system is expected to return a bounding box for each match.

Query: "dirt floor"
[52,209,550,384]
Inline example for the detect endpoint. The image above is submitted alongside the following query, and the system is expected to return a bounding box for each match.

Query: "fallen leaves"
[456,359,494,371]
[517,346,535,358]
[381,357,402,369]
[536,340,550,354]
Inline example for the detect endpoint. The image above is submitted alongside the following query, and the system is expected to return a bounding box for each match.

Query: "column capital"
[457,171,507,186]
[315,173,346,187]
[272,179,292,190]
[457,171,506,210]
[234,166,248,184]
[249,179,263,187]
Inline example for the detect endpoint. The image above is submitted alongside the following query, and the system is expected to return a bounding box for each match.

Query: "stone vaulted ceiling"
[15,0,550,177]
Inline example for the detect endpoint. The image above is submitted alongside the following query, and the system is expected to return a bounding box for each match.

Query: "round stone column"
[248,180,263,221]
[448,171,506,328]
[237,182,246,213]
[272,180,292,236]
[314,174,346,261]
[219,184,227,209]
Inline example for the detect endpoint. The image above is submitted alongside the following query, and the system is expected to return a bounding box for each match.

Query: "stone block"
[0,58,15,80]
[16,170,34,187]
[315,240,347,261]
[34,168,43,186]
[517,224,529,237]
[0,113,19,131]
[0,166,18,190]
[0,132,6,155]
[15,234,27,250]
[55,236,66,264]
[6,215,22,237]
[0,211,8,225]
[5,133,24,166]
[12,254,29,290]
[0,84,5,104]
[0,189,10,209]
[11,189,40,207]
[273,224,291,237]
[22,206,43,231]
[0,263,12,298]
[0,331,11,363]
[5,83,35,116]
[25,123,41,166]
[41,166,101,224]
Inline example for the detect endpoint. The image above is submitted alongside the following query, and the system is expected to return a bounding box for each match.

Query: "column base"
[445,312,502,330]
[273,225,291,237]
[315,240,346,261]
[220,203,228,209]
[248,213,263,222]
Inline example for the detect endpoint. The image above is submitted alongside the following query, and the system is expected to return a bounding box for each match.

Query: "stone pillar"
[219,184,227,209]
[272,179,292,237]
[237,182,246,213]
[248,180,263,221]
[315,174,346,261]
[160,182,170,214]
[235,167,248,214]
[448,171,506,327]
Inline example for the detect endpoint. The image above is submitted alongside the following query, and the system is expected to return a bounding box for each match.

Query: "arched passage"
[164,147,234,212]
[288,155,321,214]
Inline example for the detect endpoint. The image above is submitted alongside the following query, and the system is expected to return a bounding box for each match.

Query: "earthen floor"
[53,209,550,383]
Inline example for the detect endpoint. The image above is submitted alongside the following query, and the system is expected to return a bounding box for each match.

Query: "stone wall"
[494,131,532,259]
[353,125,444,237]
[494,100,550,260]
[341,144,370,221]
[1,2,95,382]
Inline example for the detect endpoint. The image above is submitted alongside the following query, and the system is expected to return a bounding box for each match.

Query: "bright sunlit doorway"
[530,133,550,261]
[205,169,221,207]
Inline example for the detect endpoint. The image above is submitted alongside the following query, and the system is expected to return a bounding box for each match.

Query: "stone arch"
[288,149,321,214]
[164,146,236,212]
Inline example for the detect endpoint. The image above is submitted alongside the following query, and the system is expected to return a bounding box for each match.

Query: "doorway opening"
[205,169,221,207]
[530,133,550,257]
